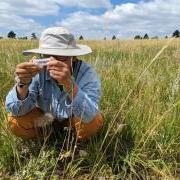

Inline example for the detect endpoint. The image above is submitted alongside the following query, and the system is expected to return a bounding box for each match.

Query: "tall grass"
[0,39,179,179]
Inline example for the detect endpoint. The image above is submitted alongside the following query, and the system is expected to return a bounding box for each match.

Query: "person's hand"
[15,58,43,84]
[47,57,72,89]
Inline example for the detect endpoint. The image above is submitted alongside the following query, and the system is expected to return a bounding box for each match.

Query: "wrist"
[17,81,32,88]
[63,76,78,97]
[15,76,32,88]
[16,84,29,100]
[63,79,72,91]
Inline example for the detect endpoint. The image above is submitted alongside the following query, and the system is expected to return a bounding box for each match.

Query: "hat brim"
[23,44,92,56]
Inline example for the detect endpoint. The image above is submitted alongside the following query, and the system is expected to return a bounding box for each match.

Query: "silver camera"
[33,58,50,67]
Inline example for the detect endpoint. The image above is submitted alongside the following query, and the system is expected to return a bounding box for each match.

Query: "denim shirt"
[5,60,101,123]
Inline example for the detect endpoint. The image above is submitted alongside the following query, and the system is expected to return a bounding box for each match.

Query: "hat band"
[39,46,80,50]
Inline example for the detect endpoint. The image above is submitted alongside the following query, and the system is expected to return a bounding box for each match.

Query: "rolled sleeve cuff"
[10,86,35,116]
[65,87,98,123]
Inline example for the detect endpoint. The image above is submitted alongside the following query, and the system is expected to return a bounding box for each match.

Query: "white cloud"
[0,13,45,37]
[56,0,180,39]
[105,0,180,38]
[54,0,113,9]
[0,0,60,16]
[0,0,179,39]
[56,12,106,39]
[0,0,58,37]
[0,0,112,37]
[0,0,112,17]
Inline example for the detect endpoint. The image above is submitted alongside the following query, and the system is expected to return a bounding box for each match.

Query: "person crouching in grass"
[5,27,103,141]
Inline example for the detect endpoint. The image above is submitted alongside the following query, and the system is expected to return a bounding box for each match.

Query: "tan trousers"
[7,108,103,141]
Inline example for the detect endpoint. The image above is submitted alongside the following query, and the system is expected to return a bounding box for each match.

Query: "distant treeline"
[0,30,180,40]
[0,31,37,40]
[133,30,180,40]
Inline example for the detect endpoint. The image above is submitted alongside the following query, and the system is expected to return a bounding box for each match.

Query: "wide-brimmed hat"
[23,27,92,56]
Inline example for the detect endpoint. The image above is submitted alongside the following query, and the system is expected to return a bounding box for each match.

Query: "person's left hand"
[47,57,72,90]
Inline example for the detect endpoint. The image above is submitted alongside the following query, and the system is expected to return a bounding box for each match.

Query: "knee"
[86,113,103,132]
[6,110,43,139]
[7,114,38,139]
[72,112,103,141]
[93,112,103,129]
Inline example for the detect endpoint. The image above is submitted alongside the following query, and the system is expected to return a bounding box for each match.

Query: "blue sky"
[0,0,179,39]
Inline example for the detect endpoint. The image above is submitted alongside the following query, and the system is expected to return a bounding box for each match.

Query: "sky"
[0,0,179,39]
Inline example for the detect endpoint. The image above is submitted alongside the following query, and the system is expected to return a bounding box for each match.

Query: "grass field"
[0,39,179,179]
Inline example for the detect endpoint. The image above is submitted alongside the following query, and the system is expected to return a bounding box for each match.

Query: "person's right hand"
[15,61,42,84]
